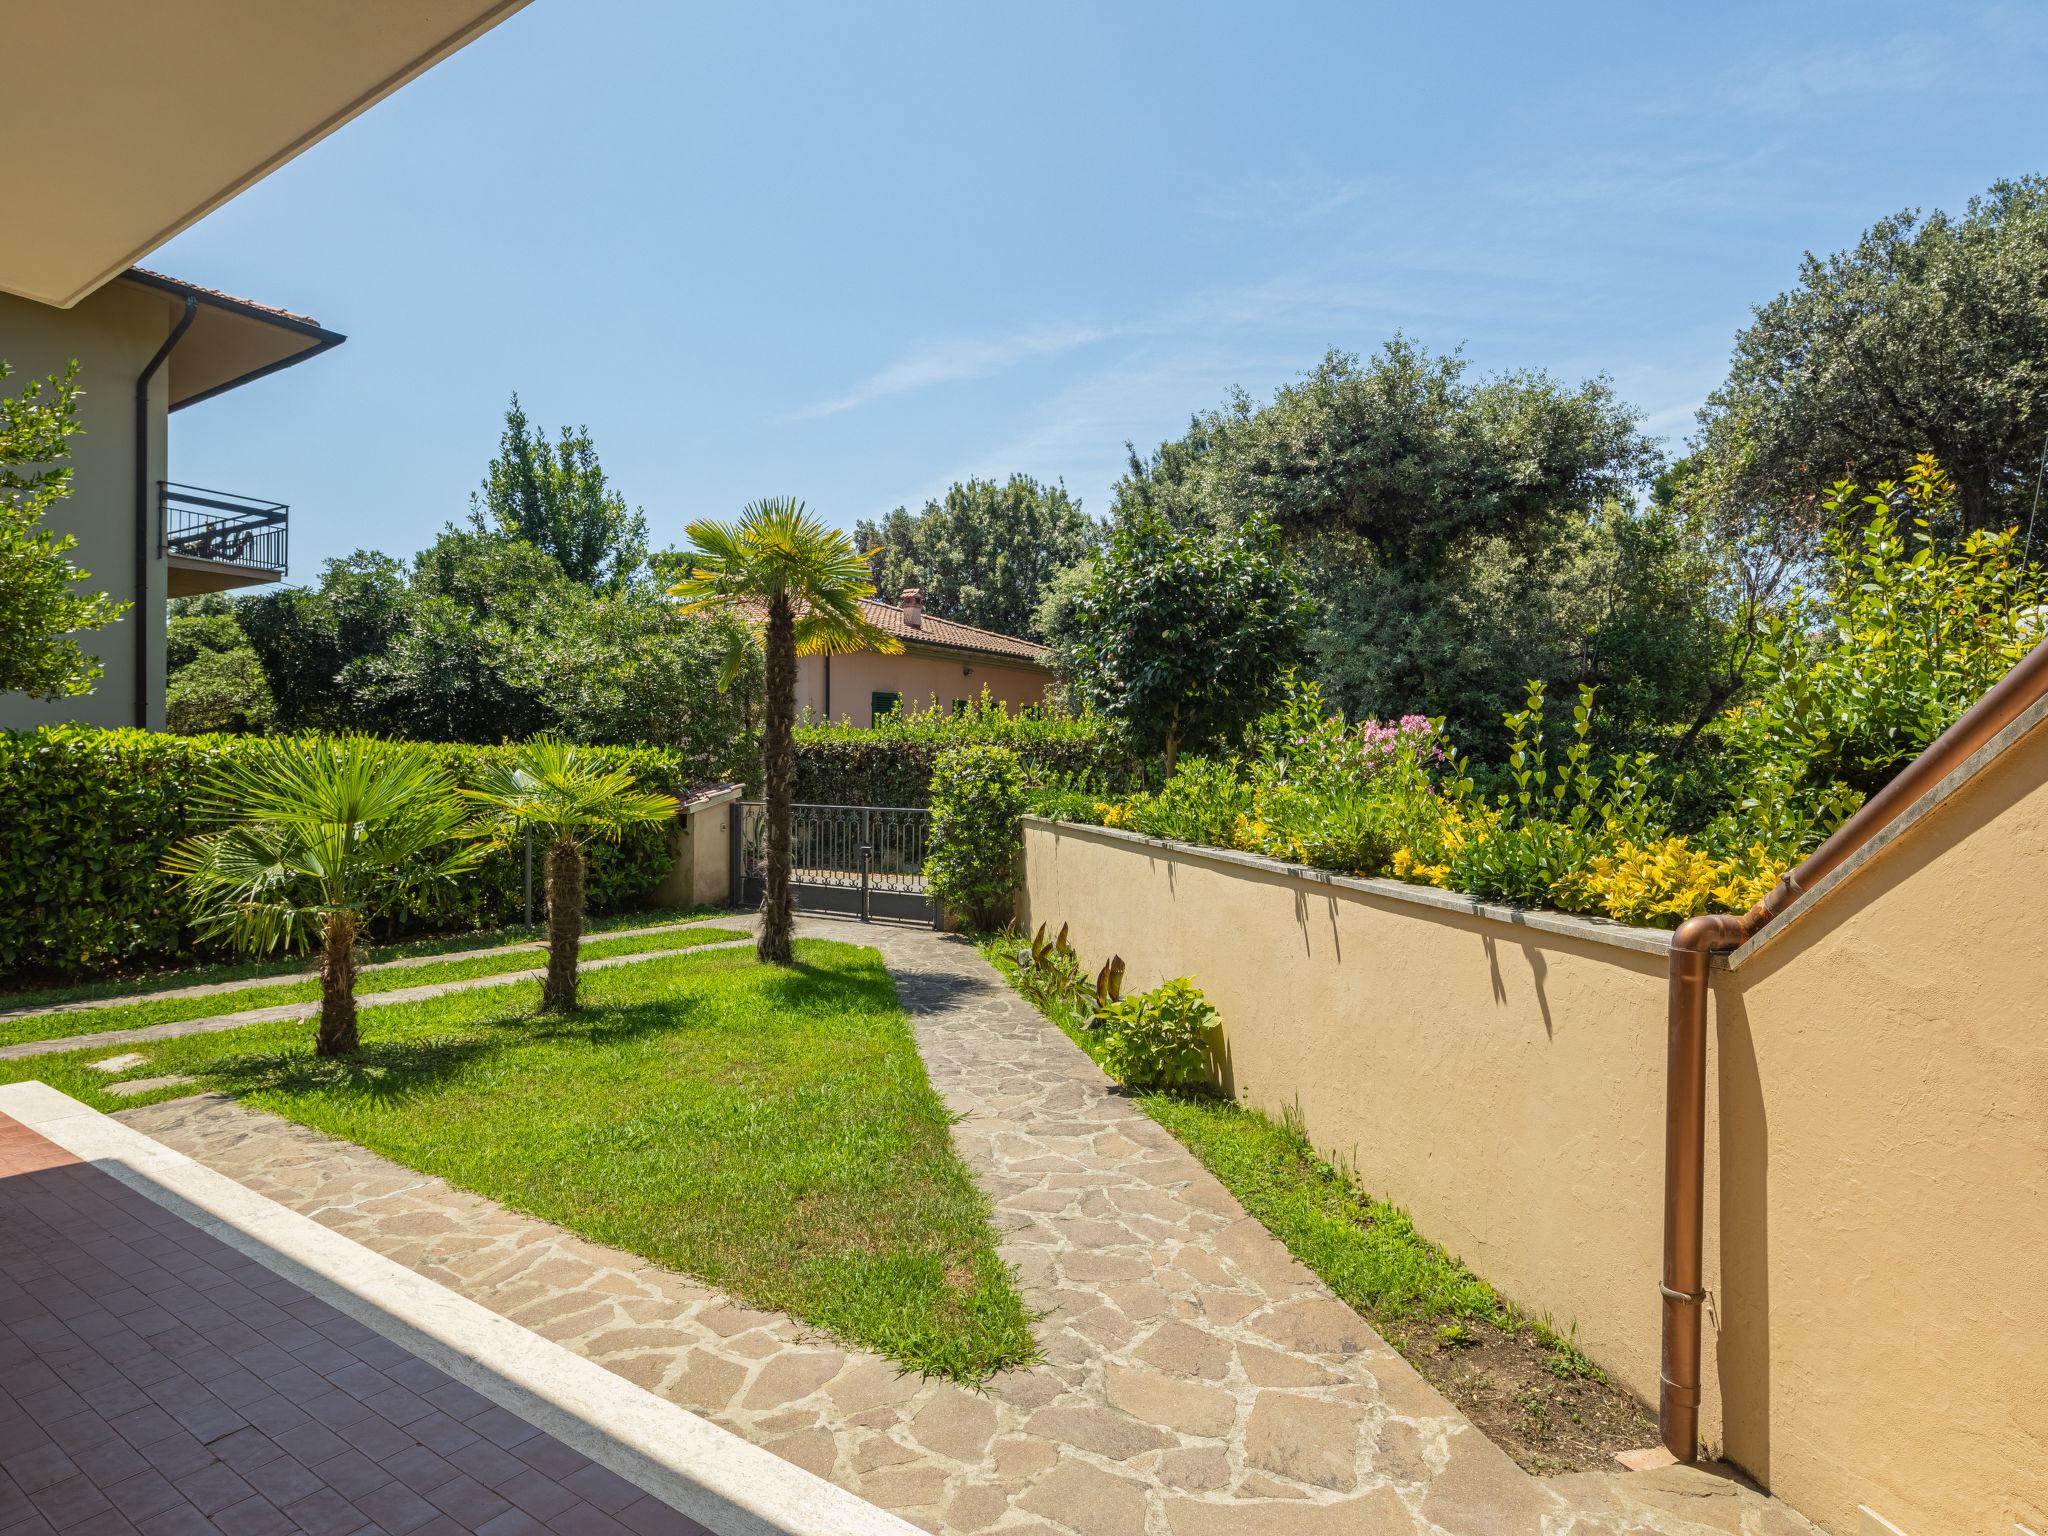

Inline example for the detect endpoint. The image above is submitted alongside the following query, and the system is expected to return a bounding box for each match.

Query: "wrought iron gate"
[731,802,935,924]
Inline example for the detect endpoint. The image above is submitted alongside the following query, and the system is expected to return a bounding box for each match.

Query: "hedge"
[0,726,706,983]
[793,700,1132,807]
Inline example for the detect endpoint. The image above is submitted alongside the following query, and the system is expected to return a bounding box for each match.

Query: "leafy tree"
[166,738,481,1055]
[1,360,129,699]
[472,394,649,588]
[237,552,407,730]
[1695,176,2048,537]
[1304,502,1726,755]
[506,599,762,784]
[1030,557,1095,707]
[671,499,899,964]
[855,474,1102,638]
[1057,514,1314,771]
[335,531,573,741]
[1107,342,1703,753]
[462,739,678,1012]
[1119,341,1656,564]
[165,606,276,734]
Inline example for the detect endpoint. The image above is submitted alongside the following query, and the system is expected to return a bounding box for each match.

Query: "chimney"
[900,587,923,629]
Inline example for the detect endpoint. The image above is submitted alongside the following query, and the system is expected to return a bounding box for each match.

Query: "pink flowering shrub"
[1252,675,1441,793]
[1088,676,1452,874]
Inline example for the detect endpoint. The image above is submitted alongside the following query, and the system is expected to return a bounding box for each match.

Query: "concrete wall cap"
[682,782,745,811]
[1020,815,1674,959]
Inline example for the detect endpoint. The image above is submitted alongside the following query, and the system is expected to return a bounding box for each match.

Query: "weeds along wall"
[1019,703,2048,1536]
[0,727,702,982]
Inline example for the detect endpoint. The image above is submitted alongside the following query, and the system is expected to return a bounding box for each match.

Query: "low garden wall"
[1019,706,2048,1536]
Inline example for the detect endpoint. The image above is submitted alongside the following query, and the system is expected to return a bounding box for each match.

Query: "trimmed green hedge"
[0,727,705,982]
[793,700,1131,807]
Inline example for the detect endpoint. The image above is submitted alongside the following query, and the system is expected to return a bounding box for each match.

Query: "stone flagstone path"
[112,916,1817,1536]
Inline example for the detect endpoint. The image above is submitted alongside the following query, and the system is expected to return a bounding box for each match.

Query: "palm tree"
[462,739,678,1012]
[166,737,482,1056]
[670,498,899,963]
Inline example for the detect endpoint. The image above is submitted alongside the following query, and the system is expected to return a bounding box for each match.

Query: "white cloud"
[793,321,1115,418]
[1196,174,1378,229]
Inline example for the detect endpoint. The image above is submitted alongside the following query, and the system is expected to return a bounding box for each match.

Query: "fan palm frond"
[461,737,679,847]
[167,736,481,958]
[671,496,903,659]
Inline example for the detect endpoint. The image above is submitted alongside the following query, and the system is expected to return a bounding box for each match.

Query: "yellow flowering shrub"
[1555,837,1784,927]
[1389,847,1450,887]
[1389,801,1491,891]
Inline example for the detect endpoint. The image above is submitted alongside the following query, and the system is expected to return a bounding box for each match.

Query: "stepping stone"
[105,1074,197,1098]
[89,1052,149,1073]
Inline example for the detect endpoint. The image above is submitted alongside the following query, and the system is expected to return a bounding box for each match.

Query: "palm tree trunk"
[760,592,796,965]
[542,835,585,1012]
[316,909,360,1057]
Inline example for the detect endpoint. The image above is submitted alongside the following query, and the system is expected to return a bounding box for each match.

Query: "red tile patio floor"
[0,1112,712,1536]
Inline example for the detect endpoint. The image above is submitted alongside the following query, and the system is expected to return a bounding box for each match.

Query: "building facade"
[792,589,1055,727]
[0,271,341,731]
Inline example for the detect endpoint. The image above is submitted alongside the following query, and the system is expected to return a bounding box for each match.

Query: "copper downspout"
[1659,633,2048,1461]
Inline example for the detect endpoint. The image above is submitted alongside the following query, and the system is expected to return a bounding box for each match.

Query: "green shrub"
[1115,757,1254,846]
[924,744,1027,930]
[794,691,1127,806]
[1081,465,2048,929]
[1714,457,2048,842]
[1023,784,1111,824]
[165,645,278,735]
[1013,921,1125,1018]
[1095,977,1218,1090]
[0,726,701,981]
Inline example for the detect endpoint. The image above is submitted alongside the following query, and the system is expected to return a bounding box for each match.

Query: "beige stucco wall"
[1705,715,2048,1536]
[1021,712,2048,1536]
[795,645,1051,727]
[651,788,737,908]
[1020,821,1685,1422]
[1,283,180,731]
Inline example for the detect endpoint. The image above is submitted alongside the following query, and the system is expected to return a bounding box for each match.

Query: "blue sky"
[154,0,2048,578]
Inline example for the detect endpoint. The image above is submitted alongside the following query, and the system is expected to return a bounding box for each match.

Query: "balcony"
[160,482,288,595]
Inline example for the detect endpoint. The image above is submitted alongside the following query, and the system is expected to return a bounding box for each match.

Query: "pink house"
[794,588,1054,727]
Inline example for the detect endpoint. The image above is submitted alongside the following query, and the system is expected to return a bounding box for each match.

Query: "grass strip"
[0,905,727,1014]
[2,939,1035,1383]
[977,936,1600,1378]
[0,927,744,1048]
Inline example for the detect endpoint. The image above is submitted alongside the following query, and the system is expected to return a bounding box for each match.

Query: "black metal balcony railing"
[160,482,288,577]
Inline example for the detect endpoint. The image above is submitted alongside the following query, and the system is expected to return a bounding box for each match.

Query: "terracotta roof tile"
[725,595,1051,664]
[853,597,1051,663]
[124,266,326,328]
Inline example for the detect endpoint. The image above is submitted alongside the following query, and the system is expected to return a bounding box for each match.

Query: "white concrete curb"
[0,1081,923,1536]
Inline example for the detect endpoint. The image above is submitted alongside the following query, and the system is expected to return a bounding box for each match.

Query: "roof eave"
[898,634,1054,669]
[122,268,347,409]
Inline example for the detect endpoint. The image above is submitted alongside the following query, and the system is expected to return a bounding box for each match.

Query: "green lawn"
[978,937,1597,1376]
[4,939,1036,1383]
[0,927,746,1049]
[0,904,727,1014]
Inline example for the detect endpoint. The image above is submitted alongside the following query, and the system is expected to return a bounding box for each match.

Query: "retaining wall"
[1018,712,2048,1536]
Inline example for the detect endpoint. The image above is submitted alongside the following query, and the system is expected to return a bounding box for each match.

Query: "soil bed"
[1383,1314,1653,1475]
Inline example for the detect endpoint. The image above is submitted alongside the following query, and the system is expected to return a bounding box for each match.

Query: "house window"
[870,691,901,724]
